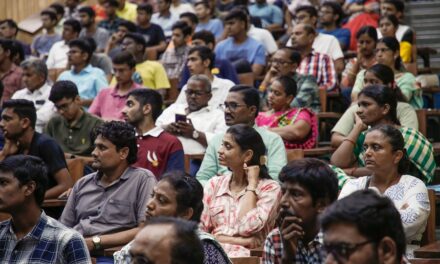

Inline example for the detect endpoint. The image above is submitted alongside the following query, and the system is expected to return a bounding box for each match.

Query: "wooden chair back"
[67,158,85,183]
[184,154,205,174]
[231,257,260,264]
[421,189,436,246]
[164,78,180,106]
[238,73,255,86]
[286,149,304,161]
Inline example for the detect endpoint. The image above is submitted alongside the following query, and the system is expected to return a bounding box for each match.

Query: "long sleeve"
[265,132,287,182]
[196,134,223,186]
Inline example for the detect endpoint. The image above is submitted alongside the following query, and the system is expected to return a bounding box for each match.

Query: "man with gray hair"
[156,74,226,174]
[12,58,55,132]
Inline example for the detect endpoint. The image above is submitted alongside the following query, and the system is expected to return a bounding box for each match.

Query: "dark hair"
[380,14,399,29]
[112,50,136,68]
[279,158,338,204]
[180,12,199,25]
[383,0,405,13]
[49,80,79,103]
[226,124,271,179]
[279,48,302,65]
[367,124,409,174]
[0,39,15,60]
[229,85,260,117]
[145,217,204,264]
[356,25,378,42]
[11,40,25,64]
[107,0,120,8]
[0,155,48,207]
[295,5,318,17]
[69,38,93,62]
[20,58,48,80]
[171,21,192,37]
[0,19,18,36]
[119,20,137,32]
[321,189,406,262]
[365,64,407,102]
[82,36,97,53]
[358,85,400,125]
[49,3,65,16]
[2,99,37,129]
[92,121,138,164]
[63,19,82,33]
[378,37,403,70]
[137,3,153,14]
[124,32,147,49]
[273,76,297,98]
[322,1,344,25]
[79,6,96,18]
[192,30,215,46]
[224,9,248,29]
[161,171,204,222]
[40,9,58,21]
[194,0,210,9]
[189,46,215,69]
[127,89,163,121]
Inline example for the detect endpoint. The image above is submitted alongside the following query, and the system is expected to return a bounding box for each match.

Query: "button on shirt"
[59,167,157,236]
[12,83,56,133]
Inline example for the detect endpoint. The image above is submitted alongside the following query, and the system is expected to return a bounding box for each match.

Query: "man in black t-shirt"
[136,3,167,57]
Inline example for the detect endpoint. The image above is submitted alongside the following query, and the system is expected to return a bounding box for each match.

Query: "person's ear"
[377,236,398,264]
[23,181,36,198]
[203,59,210,69]
[74,95,82,104]
[207,43,214,50]
[311,16,318,26]
[119,146,129,160]
[20,117,32,130]
[393,149,404,166]
[80,51,88,62]
[381,103,391,116]
[179,207,194,221]
[243,149,254,165]
[249,105,257,119]
[286,94,294,104]
[143,103,152,116]
[315,198,329,214]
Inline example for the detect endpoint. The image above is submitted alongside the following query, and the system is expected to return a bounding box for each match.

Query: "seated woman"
[331,64,418,147]
[113,171,231,264]
[351,37,422,109]
[331,85,436,183]
[255,76,318,149]
[339,124,429,257]
[201,124,281,257]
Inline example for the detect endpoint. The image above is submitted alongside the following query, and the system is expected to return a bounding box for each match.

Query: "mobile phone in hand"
[175,114,187,123]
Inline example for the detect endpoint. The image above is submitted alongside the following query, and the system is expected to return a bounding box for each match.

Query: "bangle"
[343,138,356,146]
[246,187,257,194]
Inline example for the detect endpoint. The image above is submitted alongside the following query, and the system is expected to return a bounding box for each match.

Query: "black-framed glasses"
[323,240,374,262]
[219,102,247,111]
[185,90,208,97]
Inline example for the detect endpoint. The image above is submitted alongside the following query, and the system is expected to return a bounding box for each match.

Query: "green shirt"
[44,111,103,156]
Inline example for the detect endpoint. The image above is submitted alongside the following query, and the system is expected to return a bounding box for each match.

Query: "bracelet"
[245,187,257,194]
[342,138,356,146]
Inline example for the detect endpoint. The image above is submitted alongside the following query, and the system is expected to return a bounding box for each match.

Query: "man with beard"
[0,99,72,199]
[78,6,110,52]
[122,88,184,179]
[59,121,156,263]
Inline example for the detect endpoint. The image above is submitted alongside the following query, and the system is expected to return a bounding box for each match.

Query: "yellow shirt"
[111,60,171,89]
[115,2,137,22]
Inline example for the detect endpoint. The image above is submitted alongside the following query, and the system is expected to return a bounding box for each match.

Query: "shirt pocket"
[209,205,228,227]
[103,199,136,225]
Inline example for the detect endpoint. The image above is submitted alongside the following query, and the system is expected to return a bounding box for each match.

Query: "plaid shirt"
[263,228,325,264]
[297,50,337,91]
[98,17,125,34]
[0,211,91,264]
[161,45,190,79]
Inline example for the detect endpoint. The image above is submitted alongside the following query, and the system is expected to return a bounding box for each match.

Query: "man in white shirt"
[12,59,55,133]
[175,46,234,108]
[156,74,227,155]
[151,0,179,38]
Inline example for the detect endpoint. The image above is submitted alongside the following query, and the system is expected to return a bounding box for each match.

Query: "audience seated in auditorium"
[45,80,103,159]
[136,3,168,55]
[248,0,283,31]
[59,121,157,263]
[0,99,72,199]
[196,85,287,184]
[98,0,124,34]
[0,39,24,103]
[263,158,339,263]
[78,6,110,52]
[115,0,138,22]
[0,19,31,57]
[64,0,82,20]
[104,20,137,58]
[82,37,113,81]
[318,2,351,51]
[171,0,195,16]
[195,1,224,41]
[0,155,91,264]
[48,3,66,35]
[123,88,184,178]
[151,0,179,38]
[31,10,62,60]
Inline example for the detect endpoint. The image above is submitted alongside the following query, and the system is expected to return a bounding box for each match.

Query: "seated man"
[78,6,110,52]
[97,0,125,34]
[321,189,406,264]
[194,1,224,41]
[0,19,31,56]
[45,80,103,159]
[90,51,141,121]
[175,46,234,108]
[248,0,283,31]
[318,2,351,51]
[262,158,339,263]
[129,217,204,264]
[12,58,56,132]
[196,85,287,185]
[0,38,24,103]
[151,0,179,38]
[0,155,91,263]
[0,99,72,199]
[136,3,167,56]
[31,9,62,59]
[57,38,108,107]
[105,20,137,59]
[59,121,157,262]
[123,89,184,179]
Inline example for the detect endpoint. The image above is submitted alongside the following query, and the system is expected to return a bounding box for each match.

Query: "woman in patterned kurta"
[200,124,282,257]
[338,125,429,258]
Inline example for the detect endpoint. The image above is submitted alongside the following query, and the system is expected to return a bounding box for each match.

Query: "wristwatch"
[92,236,101,250]
[192,130,200,139]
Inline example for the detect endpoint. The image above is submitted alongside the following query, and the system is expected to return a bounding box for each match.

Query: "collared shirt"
[1,63,24,102]
[291,72,321,113]
[297,50,337,91]
[46,40,69,69]
[156,104,227,154]
[89,82,142,121]
[263,228,325,264]
[57,64,109,100]
[44,111,104,156]
[115,2,137,22]
[151,12,179,38]
[12,83,56,133]
[175,76,235,108]
[98,16,125,34]
[196,126,287,185]
[59,167,157,236]
[134,126,184,179]
[0,211,91,264]
[201,173,281,257]
[161,45,191,79]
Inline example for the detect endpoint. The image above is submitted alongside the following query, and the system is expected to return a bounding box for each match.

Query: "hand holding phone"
[175,113,187,123]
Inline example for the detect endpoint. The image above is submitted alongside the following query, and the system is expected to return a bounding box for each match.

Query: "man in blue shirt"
[318,2,351,51]
[194,1,224,41]
[248,0,283,31]
[58,38,108,107]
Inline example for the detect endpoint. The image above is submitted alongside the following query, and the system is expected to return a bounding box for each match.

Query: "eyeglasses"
[185,90,208,97]
[219,102,247,111]
[374,48,392,54]
[323,240,374,262]
[271,59,293,65]
[54,100,75,112]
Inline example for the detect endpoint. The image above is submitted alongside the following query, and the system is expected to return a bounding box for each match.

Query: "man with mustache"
[262,158,339,263]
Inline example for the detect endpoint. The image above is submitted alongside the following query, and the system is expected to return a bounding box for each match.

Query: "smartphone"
[175,114,187,123]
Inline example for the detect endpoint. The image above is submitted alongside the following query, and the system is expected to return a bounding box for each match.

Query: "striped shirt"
[297,50,337,91]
